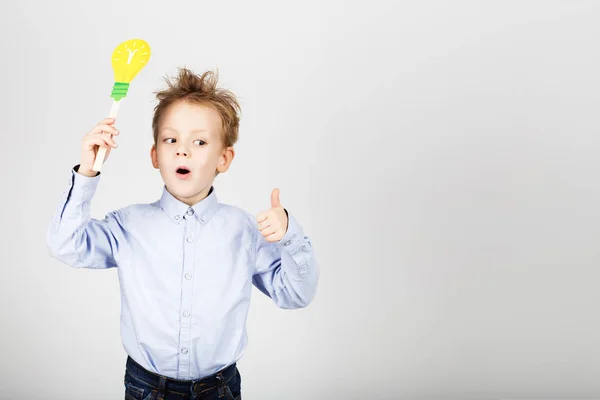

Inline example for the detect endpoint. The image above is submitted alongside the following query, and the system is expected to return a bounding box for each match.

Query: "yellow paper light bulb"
[92,39,151,172]
[110,39,151,101]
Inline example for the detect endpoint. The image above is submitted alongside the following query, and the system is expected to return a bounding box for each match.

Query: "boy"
[46,68,319,400]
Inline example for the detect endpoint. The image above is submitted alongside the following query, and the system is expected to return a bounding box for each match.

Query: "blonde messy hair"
[152,68,241,148]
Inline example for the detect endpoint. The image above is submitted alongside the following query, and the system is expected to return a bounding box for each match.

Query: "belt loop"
[215,372,226,398]
[189,379,197,400]
[156,375,167,400]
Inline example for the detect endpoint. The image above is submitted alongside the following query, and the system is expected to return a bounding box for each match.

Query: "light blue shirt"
[46,165,319,380]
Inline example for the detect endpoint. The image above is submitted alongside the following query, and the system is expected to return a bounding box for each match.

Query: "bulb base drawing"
[110,82,130,101]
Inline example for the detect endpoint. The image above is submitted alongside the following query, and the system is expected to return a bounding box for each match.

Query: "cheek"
[156,147,171,160]
[195,150,219,164]
[154,149,170,169]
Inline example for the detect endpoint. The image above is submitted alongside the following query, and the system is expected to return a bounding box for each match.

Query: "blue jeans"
[124,356,242,400]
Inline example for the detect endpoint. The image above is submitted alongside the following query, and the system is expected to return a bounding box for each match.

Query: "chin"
[169,186,199,198]
[168,181,209,197]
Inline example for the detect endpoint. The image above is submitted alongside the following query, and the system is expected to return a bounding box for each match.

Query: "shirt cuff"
[69,164,101,202]
[278,213,304,254]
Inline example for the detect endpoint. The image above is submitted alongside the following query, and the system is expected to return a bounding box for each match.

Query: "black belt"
[126,355,237,399]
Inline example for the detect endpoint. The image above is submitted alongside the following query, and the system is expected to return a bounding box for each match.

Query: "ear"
[217,146,235,173]
[150,144,159,169]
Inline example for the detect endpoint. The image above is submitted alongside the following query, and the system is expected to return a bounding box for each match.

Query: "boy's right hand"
[78,118,120,176]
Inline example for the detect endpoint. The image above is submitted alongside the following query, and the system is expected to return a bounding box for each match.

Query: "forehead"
[159,101,222,139]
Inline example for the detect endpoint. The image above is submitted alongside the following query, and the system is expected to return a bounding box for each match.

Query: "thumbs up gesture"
[256,188,289,243]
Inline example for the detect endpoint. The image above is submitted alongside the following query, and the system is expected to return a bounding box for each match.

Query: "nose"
[176,147,189,157]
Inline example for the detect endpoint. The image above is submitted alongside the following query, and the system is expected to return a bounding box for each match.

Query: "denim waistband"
[125,355,237,397]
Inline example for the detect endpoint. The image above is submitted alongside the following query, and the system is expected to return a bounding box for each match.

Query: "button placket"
[177,209,198,379]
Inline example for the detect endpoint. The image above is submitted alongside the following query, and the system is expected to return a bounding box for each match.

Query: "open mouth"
[176,166,191,179]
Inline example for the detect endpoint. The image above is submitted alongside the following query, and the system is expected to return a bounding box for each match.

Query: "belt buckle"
[190,379,206,397]
[190,371,227,398]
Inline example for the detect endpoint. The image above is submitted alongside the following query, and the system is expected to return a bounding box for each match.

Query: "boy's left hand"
[256,188,289,243]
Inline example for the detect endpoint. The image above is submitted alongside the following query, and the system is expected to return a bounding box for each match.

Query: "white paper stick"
[92,100,122,172]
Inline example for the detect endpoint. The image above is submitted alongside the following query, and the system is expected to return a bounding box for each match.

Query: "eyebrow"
[160,127,207,134]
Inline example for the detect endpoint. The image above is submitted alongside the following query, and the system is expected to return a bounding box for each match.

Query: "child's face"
[150,100,234,206]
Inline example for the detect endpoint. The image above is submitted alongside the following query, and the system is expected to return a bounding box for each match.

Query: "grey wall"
[2,0,600,398]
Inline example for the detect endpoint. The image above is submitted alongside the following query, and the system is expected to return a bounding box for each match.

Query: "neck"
[167,185,212,207]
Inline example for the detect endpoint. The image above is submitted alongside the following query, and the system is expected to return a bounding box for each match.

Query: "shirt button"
[201,216,206,221]
[186,237,194,243]
[174,215,180,221]
[284,240,292,246]
[181,348,188,354]
[185,273,192,280]
[183,311,190,317]
[187,209,194,215]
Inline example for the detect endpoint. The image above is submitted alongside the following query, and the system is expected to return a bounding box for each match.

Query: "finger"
[262,219,281,231]
[89,133,118,147]
[261,227,278,237]
[266,232,282,242]
[99,117,116,125]
[90,139,117,150]
[97,124,119,135]
[258,221,271,232]
[85,136,118,149]
[89,124,119,136]
[88,128,117,139]
[256,212,268,223]
[270,188,281,209]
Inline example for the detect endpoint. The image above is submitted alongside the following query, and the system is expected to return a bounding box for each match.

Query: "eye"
[194,140,206,146]
[164,138,175,144]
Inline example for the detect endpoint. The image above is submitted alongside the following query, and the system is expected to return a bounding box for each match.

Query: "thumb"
[270,188,282,209]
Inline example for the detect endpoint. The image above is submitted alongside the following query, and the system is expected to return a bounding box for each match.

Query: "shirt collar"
[159,185,220,224]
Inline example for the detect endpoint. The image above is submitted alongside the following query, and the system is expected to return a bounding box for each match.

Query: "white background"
[2,0,600,398]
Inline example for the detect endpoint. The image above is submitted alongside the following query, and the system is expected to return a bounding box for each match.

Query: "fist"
[256,188,289,243]
[79,117,120,176]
